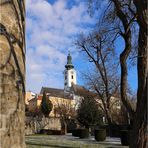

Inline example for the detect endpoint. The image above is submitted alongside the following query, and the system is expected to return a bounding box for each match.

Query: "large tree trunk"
[130,24,147,148]
[130,1,147,147]
[112,0,147,147]
[0,1,25,148]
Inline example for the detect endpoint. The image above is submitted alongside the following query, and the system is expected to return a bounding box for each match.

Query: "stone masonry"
[25,117,61,135]
[0,1,25,148]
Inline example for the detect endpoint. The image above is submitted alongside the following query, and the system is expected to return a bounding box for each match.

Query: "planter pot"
[120,130,129,146]
[72,129,81,137]
[79,129,89,139]
[95,129,106,141]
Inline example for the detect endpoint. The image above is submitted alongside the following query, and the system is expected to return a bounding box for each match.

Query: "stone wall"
[25,116,61,135]
[0,1,25,148]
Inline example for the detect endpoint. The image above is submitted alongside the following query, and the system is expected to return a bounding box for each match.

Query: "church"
[41,52,78,96]
[27,52,90,116]
[27,52,121,117]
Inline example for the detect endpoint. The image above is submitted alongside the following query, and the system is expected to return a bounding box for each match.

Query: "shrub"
[120,130,129,146]
[94,129,106,141]
[78,129,89,139]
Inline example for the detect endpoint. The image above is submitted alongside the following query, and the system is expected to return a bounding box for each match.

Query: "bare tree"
[54,99,76,134]
[76,30,120,126]
[86,0,147,147]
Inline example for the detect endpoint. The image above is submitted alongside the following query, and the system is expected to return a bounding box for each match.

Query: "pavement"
[49,134,125,147]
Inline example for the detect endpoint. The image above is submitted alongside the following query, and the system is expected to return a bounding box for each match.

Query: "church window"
[65,82,67,86]
[65,76,67,80]
[71,75,73,79]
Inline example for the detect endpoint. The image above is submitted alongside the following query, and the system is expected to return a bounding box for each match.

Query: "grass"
[26,134,128,148]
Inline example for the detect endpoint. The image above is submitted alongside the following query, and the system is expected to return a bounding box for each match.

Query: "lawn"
[26,134,128,148]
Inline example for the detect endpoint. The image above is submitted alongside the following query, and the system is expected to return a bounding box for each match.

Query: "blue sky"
[26,0,137,93]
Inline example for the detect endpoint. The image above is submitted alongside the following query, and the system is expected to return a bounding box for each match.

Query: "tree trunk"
[112,0,147,147]
[0,1,25,148]
[61,120,67,135]
[130,1,147,147]
[64,121,67,135]
[106,110,112,125]
[130,28,147,147]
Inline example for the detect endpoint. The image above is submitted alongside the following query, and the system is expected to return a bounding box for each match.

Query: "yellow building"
[28,87,76,117]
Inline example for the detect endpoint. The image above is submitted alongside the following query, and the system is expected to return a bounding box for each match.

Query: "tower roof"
[65,52,74,70]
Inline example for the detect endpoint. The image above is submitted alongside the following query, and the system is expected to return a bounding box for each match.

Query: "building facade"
[25,91,36,105]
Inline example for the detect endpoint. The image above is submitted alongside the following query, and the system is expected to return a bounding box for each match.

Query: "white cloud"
[26,0,96,93]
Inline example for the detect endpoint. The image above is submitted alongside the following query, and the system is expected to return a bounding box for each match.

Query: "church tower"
[64,52,76,91]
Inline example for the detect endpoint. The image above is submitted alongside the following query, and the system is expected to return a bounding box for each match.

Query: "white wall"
[64,69,76,90]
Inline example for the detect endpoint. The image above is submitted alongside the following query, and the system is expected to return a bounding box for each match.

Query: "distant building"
[25,91,36,105]
[27,52,87,116]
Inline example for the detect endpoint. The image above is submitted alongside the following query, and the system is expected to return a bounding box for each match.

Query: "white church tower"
[64,52,76,91]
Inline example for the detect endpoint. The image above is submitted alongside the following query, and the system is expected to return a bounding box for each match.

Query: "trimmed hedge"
[39,129,62,135]
[39,129,49,134]
[94,129,106,141]
[120,130,129,146]
[72,129,89,138]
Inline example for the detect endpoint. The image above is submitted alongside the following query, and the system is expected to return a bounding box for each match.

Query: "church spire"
[64,51,77,91]
[65,51,74,70]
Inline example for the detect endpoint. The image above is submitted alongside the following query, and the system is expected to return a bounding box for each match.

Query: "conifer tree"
[77,94,102,129]
[41,91,53,117]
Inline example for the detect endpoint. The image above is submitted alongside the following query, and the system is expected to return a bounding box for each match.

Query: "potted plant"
[120,130,129,146]
[94,129,106,141]
[79,129,89,139]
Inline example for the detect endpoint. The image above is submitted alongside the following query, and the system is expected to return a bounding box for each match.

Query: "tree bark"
[0,1,25,148]
[130,1,147,147]
[112,0,147,147]
[111,0,146,147]
[112,0,135,118]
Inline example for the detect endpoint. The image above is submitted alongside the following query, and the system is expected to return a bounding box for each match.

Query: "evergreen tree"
[77,94,102,128]
[41,91,53,117]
